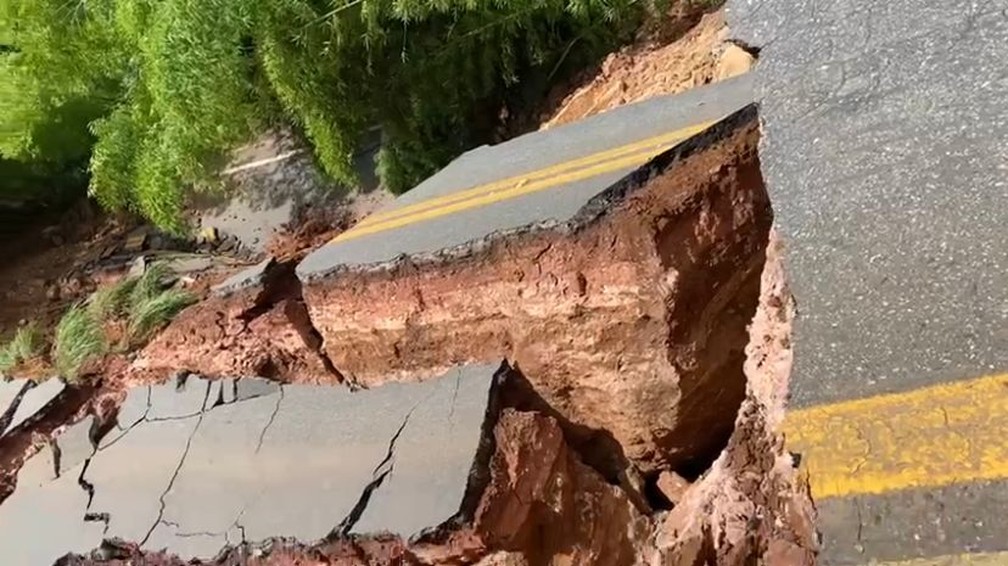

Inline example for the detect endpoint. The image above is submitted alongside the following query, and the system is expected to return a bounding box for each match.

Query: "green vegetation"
[123,264,195,345]
[88,275,138,320]
[88,261,196,348]
[1,0,659,230]
[128,288,196,345]
[0,322,44,374]
[0,263,195,380]
[53,305,106,380]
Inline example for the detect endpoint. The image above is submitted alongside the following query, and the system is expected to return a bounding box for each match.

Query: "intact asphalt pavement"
[727,0,1008,563]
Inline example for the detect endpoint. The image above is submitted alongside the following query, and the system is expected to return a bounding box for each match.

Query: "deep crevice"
[225,256,352,387]
[726,38,761,58]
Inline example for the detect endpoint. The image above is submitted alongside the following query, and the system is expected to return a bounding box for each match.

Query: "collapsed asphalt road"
[0,87,816,564]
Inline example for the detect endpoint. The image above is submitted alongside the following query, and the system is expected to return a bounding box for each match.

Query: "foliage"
[53,304,106,380]
[0,322,44,373]
[127,262,172,312]
[87,262,196,347]
[1,0,652,229]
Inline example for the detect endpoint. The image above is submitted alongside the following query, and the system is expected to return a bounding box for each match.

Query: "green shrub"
[1,0,651,229]
[88,276,138,319]
[127,288,196,346]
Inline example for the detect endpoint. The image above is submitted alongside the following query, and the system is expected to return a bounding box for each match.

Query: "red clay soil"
[506,8,754,135]
[135,259,341,386]
[0,203,132,342]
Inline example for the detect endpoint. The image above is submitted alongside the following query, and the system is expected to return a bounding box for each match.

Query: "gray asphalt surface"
[727,0,1008,407]
[726,0,1008,562]
[0,366,497,563]
[817,480,1008,564]
[0,378,63,435]
[297,73,755,279]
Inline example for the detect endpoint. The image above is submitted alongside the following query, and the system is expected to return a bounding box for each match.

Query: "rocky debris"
[49,275,818,565]
[656,470,692,506]
[652,232,817,564]
[0,103,820,564]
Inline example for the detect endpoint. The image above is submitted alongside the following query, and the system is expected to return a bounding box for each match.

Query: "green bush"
[1,0,652,230]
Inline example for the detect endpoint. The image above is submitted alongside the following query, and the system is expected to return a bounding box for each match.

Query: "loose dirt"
[536,9,754,130]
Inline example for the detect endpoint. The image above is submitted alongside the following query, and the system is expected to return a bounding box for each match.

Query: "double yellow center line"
[331,120,717,244]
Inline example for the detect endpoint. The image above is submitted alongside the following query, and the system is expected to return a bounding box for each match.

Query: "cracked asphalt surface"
[727,0,1008,562]
[0,366,497,563]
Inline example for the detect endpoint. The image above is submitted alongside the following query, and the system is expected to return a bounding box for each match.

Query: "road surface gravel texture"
[725,0,1008,562]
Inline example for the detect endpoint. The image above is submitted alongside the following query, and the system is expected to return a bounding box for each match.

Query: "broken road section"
[301,105,770,479]
[2,89,817,564]
[1,365,501,563]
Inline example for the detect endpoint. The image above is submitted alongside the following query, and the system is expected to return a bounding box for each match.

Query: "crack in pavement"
[139,384,212,547]
[100,386,153,450]
[254,386,284,454]
[328,409,415,538]
[77,459,110,535]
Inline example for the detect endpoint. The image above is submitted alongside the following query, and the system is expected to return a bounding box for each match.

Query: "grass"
[128,262,172,312]
[0,323,44,374]
[127,288,196,346]
[88,276,138,319]
[53,305,106,380]
[88,261,196,349]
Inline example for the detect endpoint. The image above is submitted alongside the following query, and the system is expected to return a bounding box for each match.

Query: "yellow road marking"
[333,120,715,243]
[784,373,1008,500]
[874,552,1008,565]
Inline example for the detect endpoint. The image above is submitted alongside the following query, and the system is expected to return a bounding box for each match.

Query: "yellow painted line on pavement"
[874,551,1008,565]
[333,120,716,244]
[784,373,1008,500]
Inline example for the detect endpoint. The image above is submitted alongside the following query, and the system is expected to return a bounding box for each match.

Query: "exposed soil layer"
[137,259,342,385]
[534,9,754,131]
[300,106,769,477]
[57,237,816,566]
[8,104,820,565]
[653,232,817,564]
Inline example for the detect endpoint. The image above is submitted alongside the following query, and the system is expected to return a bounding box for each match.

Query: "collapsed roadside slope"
[83,106,816,564]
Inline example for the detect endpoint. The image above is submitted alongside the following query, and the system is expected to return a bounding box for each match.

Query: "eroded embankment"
[9,105,818,564]
[57,234,814,566]
[300,108,769,480]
